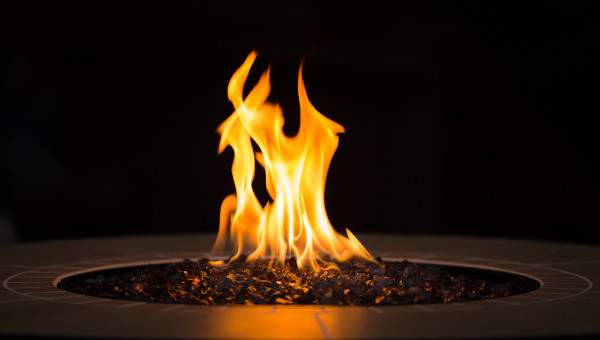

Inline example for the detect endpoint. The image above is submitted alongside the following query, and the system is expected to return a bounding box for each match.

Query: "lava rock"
[60,258,531,306]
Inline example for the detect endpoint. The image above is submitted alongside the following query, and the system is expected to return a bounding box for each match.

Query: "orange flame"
[212,52,375,271]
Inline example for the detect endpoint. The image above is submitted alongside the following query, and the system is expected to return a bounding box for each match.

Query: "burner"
[1,234,598,339]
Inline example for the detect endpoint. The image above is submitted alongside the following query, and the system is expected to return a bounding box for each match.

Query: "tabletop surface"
[1,233,599,339]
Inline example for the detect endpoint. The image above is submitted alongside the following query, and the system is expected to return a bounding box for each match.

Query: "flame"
[212,52,375,271]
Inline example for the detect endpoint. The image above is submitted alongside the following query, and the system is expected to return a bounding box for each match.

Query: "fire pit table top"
[1,233,599,339]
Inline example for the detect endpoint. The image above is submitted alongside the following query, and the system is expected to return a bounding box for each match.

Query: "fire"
[211,52,374,271]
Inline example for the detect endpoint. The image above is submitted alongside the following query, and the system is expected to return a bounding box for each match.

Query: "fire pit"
[53,53,539,310]
[1,234,599,339]
[57,257,539,306]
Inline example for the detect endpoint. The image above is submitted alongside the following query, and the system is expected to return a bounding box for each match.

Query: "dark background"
[1,1,598,244]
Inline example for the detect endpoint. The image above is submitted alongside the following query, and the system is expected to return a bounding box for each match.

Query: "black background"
[1,1,598,244]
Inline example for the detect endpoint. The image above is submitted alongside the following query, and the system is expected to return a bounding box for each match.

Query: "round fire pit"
[57,257,540,306]
[1,234,599,339]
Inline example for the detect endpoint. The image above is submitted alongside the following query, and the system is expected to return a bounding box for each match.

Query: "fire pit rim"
[52,256,543,289]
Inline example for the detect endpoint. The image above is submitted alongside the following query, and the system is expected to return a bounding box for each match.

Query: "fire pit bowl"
[1,233,599,339]
[56,257,540,306]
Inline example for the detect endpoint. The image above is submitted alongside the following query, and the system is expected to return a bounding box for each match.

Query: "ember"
[59,258,537,305]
